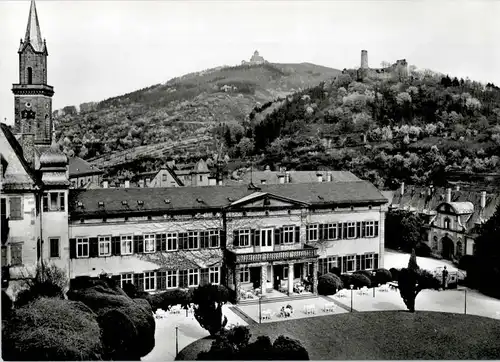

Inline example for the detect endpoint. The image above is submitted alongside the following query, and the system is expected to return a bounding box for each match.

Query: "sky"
[0,0,499,125]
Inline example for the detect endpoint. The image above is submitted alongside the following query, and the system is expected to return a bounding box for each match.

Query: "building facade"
[68,183,387,298]
[388,183,500,261]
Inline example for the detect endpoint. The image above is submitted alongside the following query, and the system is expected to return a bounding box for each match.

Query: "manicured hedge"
[272,335,309,360]
[389,268,400,281]
[328,267,341,277]
[98,309,139,360]
[67,281,155,359]
[350,273,372,289]
[340,274,353,288]
[353,270,374,286]
[2,298,103,361]
[317,273,343,295]
[374,268,393,285]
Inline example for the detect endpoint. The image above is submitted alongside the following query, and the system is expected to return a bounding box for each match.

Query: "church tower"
[12,0,54,145]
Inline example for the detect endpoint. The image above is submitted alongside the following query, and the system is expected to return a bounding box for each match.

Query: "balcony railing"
[230,247,318,264]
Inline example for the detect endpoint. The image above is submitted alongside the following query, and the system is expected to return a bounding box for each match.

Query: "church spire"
[24,0,44,52]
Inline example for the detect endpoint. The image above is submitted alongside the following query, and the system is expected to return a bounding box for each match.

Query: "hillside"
[239,68,500,189]
[53,62,341,169]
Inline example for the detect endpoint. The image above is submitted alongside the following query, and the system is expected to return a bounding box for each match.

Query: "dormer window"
[263,198,271,206]
[164,199,171,204]
[227,197,234,202]
[138,200,144,206]
[98,201,104,207]
[196,198,203,203]
[444,217,451,230]
[122,201,128,206]
[77,201,84,208]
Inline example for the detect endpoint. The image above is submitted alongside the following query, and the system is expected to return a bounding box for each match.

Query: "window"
[121,235,133,255]
[27,67,32,84]
[238,229,251,247]
[144,234,155,253]
[187,231,199,250]
[76,238,89,258]
[318,258,328,275]
[178,232,188,249]
[432,235,438,250]
[308,224,318,241]
[144,271,156,291]
[327,223,337,240]
[282,226,294,244]
[209,267,220,284]
[209,230,219,248]
[188,269,199,287]
[365,221,375,237]
[9,197,22,220]
[365,253,375,270]
[162,174,167,182]
[327,256,337,271]
[239,266,250,283]
[98,236,111,256]
[1,198,6,220]
[444,218,451,229]
[120,273,133,289]
[42,192,65,212]
[260,228,273,247]
[199,175,203,182]
[49,238,59,258]
[456,240,463,257]
[347,222,356,239]
[167,270,177,288]
[166,232,177,251]
[11,244,22,266]
[283,266,289,279]
[347,255,356,272]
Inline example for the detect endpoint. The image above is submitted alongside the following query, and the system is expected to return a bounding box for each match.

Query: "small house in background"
[68,157,103,189]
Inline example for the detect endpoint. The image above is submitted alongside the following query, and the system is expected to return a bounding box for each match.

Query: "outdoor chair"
[262,309,272,320]
[360,286,369,295]
[303,304,316,315]
[170,305,181,314]
[336,289,347,298]
[323,303,336,312]
[378,284,389,292]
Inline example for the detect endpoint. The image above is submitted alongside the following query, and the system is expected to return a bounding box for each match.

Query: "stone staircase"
[238,293,317,306]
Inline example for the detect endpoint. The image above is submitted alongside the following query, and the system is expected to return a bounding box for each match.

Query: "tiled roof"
[69,180,387,216]
[391,185,500,231]
[69,157,103,177]
[228,170,360,185]
[448,202,474,215]
[0,123,38,188]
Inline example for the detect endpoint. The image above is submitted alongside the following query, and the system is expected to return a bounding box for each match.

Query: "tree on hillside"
[192,284,228,336]
[398,253,440,312]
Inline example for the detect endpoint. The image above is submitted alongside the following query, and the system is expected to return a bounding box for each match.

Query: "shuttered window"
[121,235,133,255]
[76,238,89,258]
[167,270,177,288]
[237,229,251,247]
[11,243,22,265]
[9,197,22,220]
[120,273,133,289]
[98,236,111,256]
[144,234,155,253]
[307,224,318,241]
[144,271,156,291]
[282,226,294,244]
[156,271,167,290]
[209,267,220,284]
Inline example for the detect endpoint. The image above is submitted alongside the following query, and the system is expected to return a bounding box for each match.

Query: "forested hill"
[230,69,500,189]
[53,62,340,163]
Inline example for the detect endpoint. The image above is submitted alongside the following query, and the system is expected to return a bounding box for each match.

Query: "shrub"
[244,336,273,360]
[328,267,341,277]
[415,243,432,257]
[374,268,392,285]
[340,274,353,287]
[134,298,153,314]
[2,298,103,361]
[317,273,343,295]
[350,273,372,289]
[353,270,375,286]
[148,288,192,312]
[192,284,228,336]
[272,336,309,360]
[98,309,139,360]
[389,268,400,281]
[67,283,155,358]
[15,263,68,307]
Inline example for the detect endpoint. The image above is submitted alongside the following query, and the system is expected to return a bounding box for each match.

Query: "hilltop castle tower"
[360,50,369,69]
[12,0,54,147]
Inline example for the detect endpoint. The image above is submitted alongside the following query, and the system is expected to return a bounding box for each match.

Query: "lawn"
[177,311,500,360]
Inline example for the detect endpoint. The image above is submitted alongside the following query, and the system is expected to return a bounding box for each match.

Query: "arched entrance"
[441,235,454,260]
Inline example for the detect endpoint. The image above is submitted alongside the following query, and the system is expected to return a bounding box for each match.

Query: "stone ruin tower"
[360,50,369,69]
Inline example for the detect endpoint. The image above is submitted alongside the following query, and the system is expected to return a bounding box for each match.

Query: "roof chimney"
[455,185,460,191]
[124,180,130,188]
[400,182,405,195]
[102,180,108,189]
[446,188,451,203]
[481,191,486,209]
[317,174,323,183]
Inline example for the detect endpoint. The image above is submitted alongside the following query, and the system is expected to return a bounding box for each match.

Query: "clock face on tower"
[25,102,32,108]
